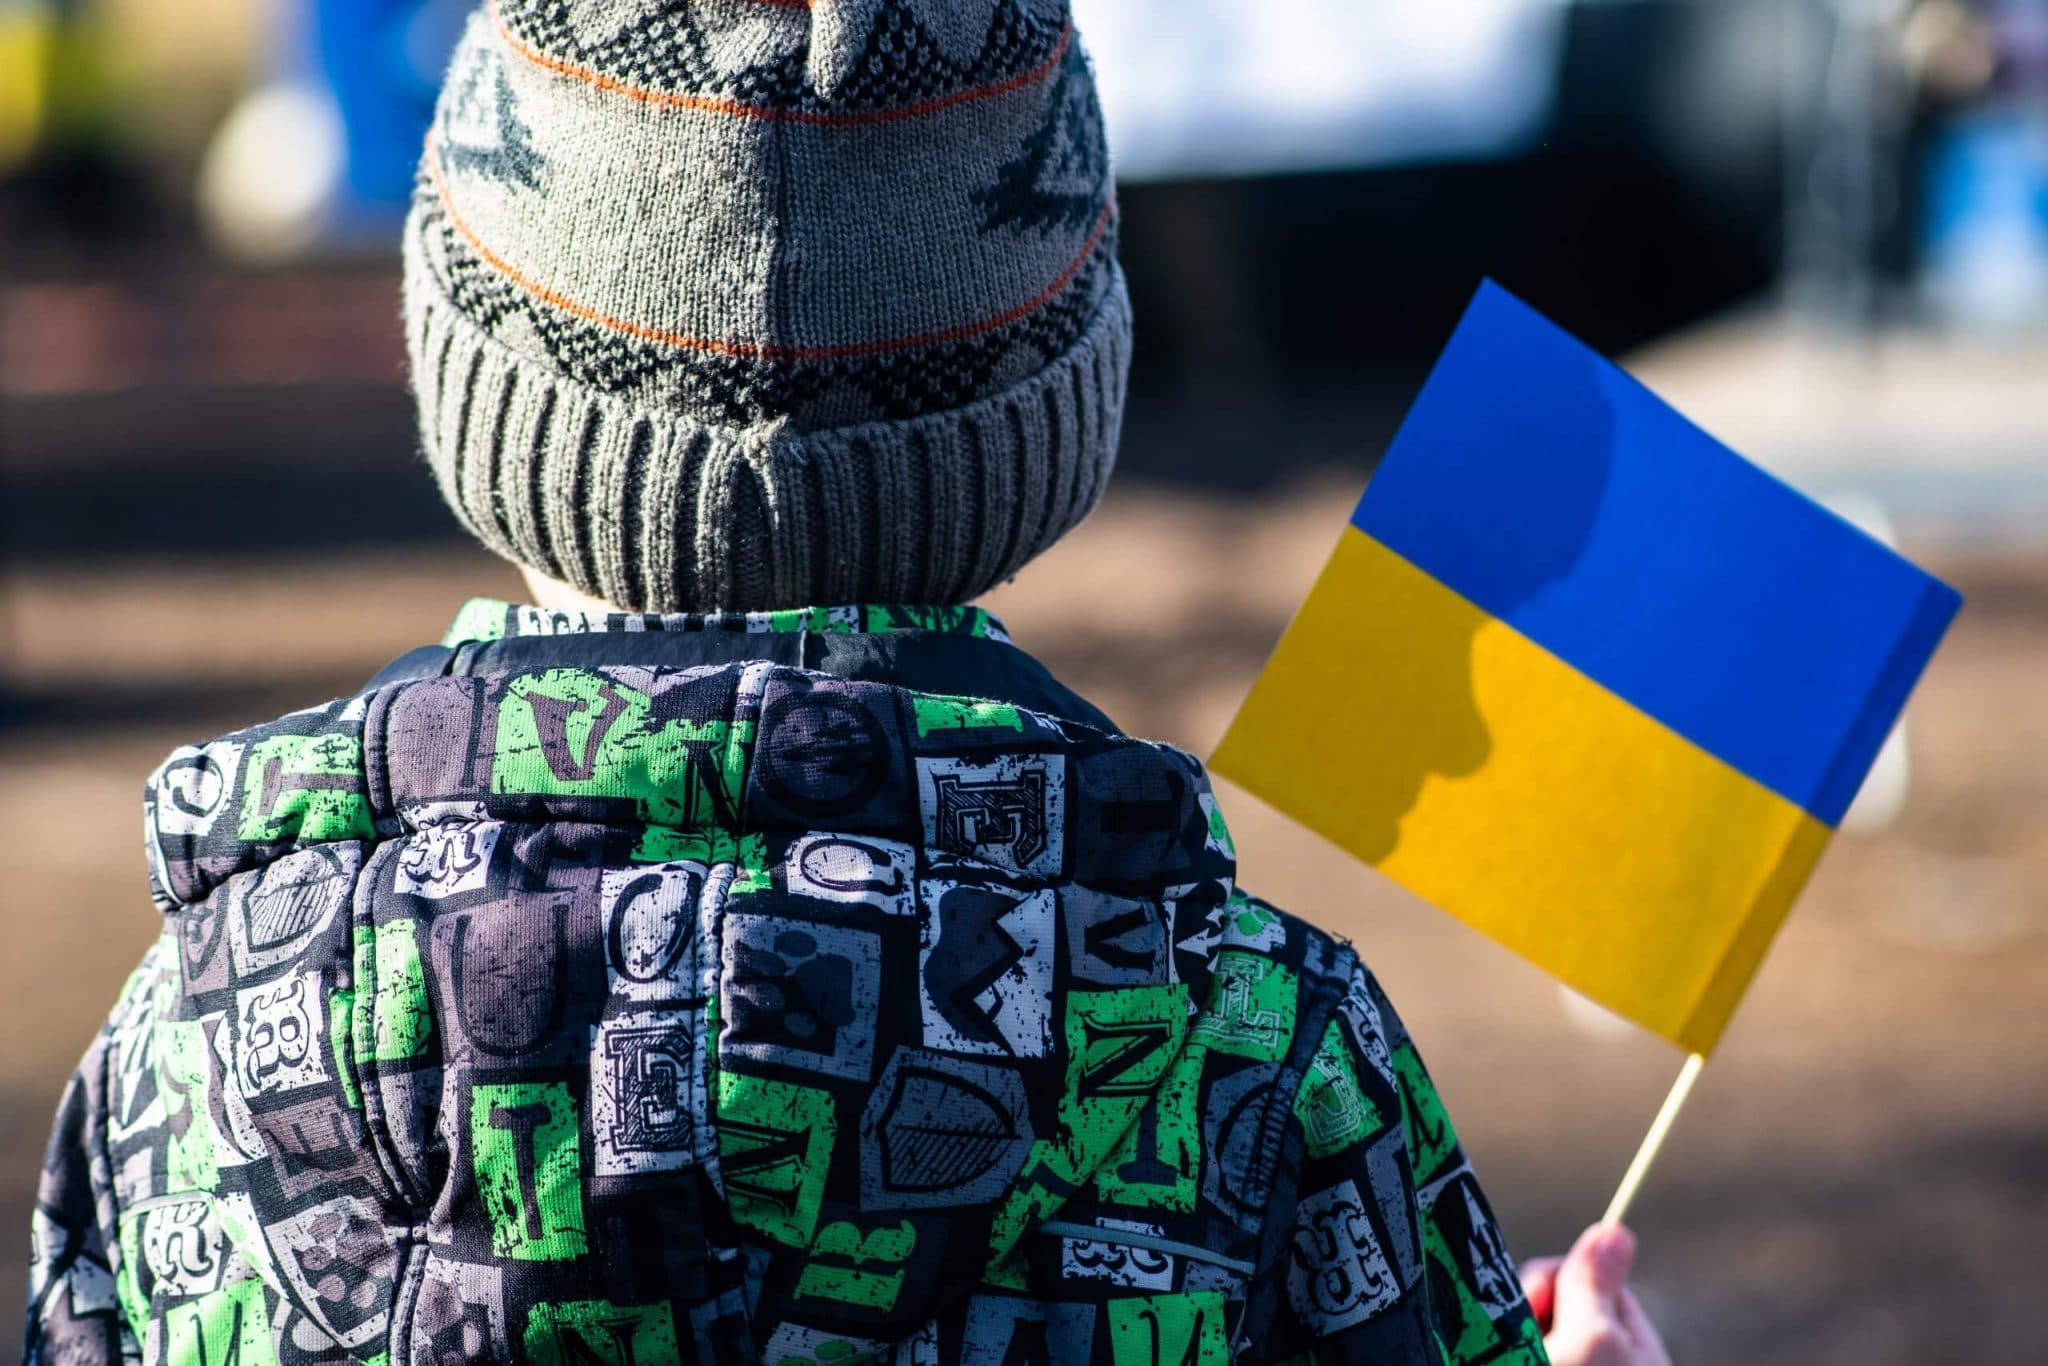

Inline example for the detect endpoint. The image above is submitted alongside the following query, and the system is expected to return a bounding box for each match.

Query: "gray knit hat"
[403,0,1131,613]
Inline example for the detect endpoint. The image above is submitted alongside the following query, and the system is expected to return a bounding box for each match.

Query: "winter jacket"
[26,600,1546,1365]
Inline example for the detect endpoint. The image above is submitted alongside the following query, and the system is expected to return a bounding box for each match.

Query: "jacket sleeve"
[23,941,169,1366]
[1265,958,1549,1365]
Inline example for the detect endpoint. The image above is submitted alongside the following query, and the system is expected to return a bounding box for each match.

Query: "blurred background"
[2,0,2044,1360]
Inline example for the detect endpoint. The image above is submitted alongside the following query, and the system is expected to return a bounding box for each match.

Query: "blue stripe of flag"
[1352,281,1961,826]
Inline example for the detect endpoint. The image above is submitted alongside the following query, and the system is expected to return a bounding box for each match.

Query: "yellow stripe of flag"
[1213,529,1832,1055]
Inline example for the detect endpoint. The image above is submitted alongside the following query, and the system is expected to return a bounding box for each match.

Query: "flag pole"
[1601,1052,1707,1226]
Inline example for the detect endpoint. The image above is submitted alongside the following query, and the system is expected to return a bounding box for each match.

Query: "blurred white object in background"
[1071,0,1569,179]
[1823,493,1913,834]
[1558,983,1640,1042]
[196,82,346,266]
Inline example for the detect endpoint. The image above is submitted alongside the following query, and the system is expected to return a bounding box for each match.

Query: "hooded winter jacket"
[26,602,1546,1366]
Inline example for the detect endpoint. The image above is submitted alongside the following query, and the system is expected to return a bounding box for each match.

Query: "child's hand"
[1518,1223,1672,1366]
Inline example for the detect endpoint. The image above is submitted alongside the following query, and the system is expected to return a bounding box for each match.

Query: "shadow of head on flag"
[1333,319,1619,863]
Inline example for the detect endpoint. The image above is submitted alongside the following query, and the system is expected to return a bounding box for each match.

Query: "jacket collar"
[442,598,1013,649]
[367,597,1115,736]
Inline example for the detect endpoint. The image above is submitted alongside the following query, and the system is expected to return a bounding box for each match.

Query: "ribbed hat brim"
[403,204,1131,614]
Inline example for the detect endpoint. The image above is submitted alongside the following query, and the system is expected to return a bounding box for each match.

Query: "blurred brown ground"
[1,469,2043,1363]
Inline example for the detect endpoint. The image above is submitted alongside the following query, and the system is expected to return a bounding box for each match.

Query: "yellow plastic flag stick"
[1602,1052,1707,1226]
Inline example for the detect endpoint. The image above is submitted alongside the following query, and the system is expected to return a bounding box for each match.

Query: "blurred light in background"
[0,2,56,172]
[196,82,345,263]
[1074,0,1568,178]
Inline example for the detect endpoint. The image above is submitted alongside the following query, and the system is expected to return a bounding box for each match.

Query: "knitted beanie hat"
[402,0,1130,613]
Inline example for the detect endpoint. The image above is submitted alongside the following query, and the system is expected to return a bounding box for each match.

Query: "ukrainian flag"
[1213,282,1961,1056]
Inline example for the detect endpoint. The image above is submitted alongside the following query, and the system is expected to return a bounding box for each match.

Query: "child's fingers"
[1517,1256,1563,1329]
[1551,1222,1637,1331]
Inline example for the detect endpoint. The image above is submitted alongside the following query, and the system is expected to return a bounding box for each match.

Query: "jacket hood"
[138,607,1246,1361]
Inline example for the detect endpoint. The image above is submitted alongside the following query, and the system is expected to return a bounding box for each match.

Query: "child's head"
[403,0,1128,614]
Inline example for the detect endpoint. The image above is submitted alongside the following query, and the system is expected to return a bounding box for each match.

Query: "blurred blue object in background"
[1922,105,2048,326]
[308,0,466,215]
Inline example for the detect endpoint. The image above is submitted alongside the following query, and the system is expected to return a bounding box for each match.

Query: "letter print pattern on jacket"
[26,602,1545,1365]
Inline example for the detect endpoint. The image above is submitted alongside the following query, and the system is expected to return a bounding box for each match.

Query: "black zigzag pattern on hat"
[418,188,1116,430]
[497,0,1066,114]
